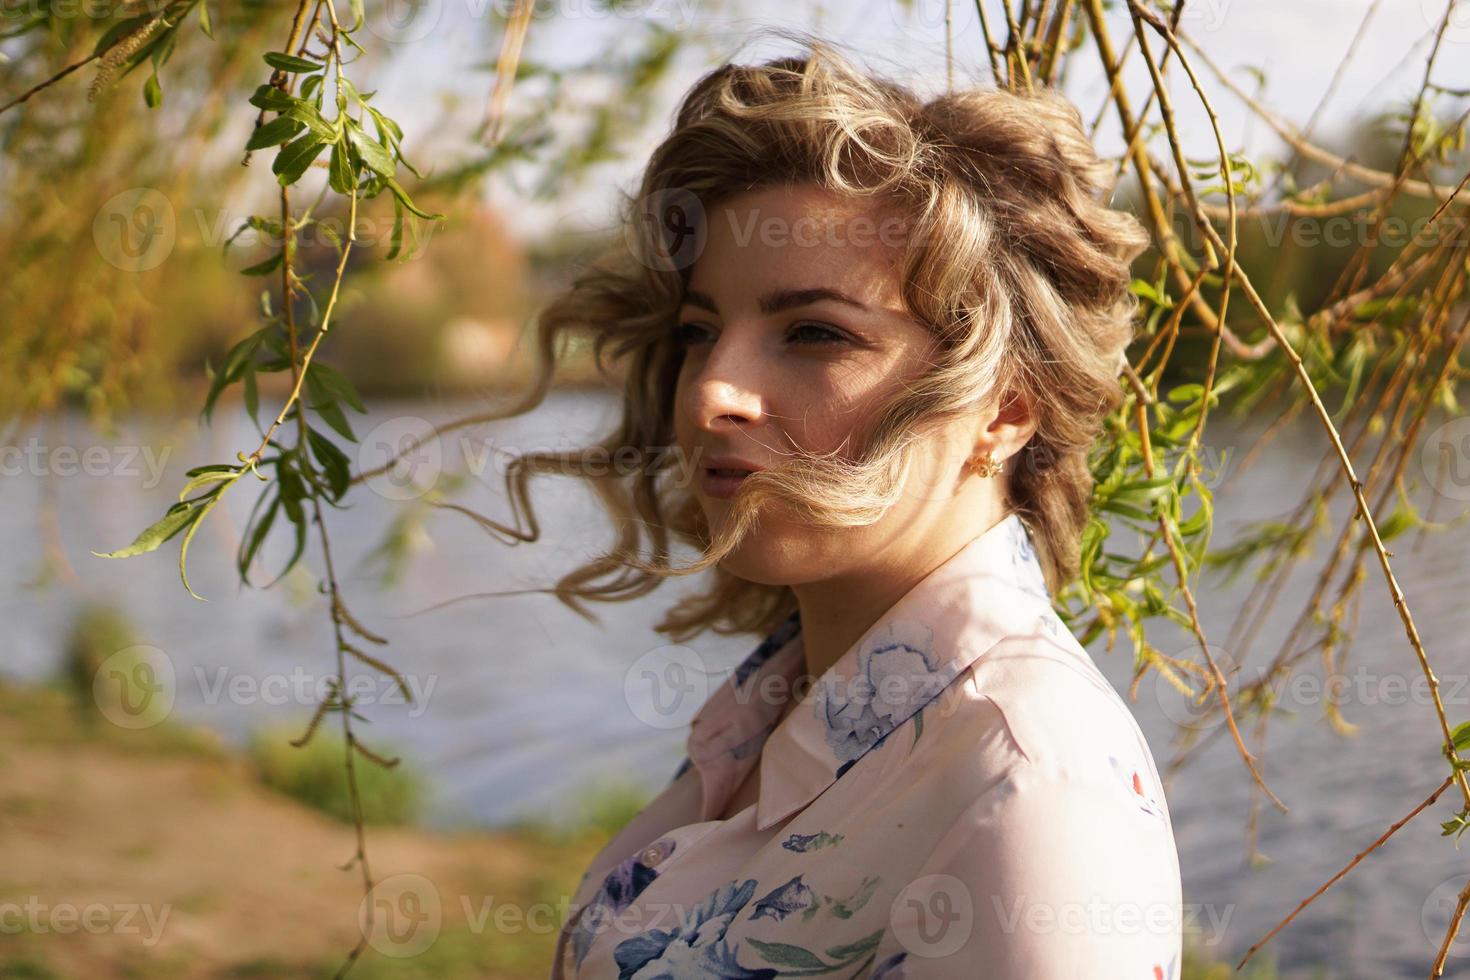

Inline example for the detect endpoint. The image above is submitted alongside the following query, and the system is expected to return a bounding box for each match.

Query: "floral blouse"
[551,513,1183,979]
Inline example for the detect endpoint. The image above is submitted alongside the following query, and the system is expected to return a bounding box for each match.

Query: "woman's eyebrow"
[680,287,873,315]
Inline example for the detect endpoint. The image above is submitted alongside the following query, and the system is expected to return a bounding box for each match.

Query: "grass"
[246,726,425,827]
[0,957,62,979]
[502,775,653,844]
[1182,938,1283,979]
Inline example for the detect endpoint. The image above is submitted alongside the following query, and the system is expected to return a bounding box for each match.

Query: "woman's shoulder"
[915,606,1172,827]
[860,606,1183,977]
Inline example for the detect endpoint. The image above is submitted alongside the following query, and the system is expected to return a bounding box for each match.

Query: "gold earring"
[971,451,1003,478]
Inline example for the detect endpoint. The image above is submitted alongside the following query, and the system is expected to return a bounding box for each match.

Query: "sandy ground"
[0,684,607,979]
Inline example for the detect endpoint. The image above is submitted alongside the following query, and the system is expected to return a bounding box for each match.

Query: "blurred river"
[3,389,1469,979]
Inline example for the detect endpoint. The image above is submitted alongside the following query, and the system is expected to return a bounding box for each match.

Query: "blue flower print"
[869,951,908,979]
[781,830,844,853]
[612,878,777,979]
[571,838,676,968]
[729,727,771,761]
[749,875,816,921]
[734,609,803,690]
[1007,516,1051,600]
[820,620,949,775]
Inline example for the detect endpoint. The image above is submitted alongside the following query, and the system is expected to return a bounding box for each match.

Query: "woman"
[503,33,1181,980]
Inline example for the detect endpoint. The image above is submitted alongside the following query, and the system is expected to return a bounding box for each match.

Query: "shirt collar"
[684,512,1054,831]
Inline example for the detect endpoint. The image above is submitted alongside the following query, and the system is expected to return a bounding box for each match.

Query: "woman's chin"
[712,529,826,586]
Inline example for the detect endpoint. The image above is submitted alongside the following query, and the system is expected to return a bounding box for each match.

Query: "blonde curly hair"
[486,32,1149,643]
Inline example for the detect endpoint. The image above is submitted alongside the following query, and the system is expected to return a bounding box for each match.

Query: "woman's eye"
[672,320,852,347]
[787,321,849,346]
[673,322,711,346]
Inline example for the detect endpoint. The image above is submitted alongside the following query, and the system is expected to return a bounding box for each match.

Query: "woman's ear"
[976,388,1039,464]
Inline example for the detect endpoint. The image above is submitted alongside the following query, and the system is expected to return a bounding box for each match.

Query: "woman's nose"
[686,338,764,431]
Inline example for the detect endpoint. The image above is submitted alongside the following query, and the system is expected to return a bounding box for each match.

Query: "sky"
[328,0,1470,241]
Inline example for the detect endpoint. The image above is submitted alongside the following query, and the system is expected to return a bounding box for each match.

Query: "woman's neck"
[789,527,983,682]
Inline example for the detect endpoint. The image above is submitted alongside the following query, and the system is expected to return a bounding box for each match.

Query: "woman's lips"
[696,454,764,499]
[698,466,753,499]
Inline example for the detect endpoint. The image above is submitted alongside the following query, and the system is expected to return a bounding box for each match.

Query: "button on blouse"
[551,513,1183,979]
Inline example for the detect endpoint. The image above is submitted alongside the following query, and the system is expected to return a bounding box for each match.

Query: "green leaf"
[306,370,357,442]
[179,492,226,601]
[224,215,283,254]
[272,133,328,186]
[277,459,306,512]
[1178,500,1212,538]
[384,176,445,220]
[239,251,284,276]
[307,427,352,500]
[366,105,423,179]
[315,399,356,442]
[248,84,298,112]
[242,365,259,422]
[328,139,355,195]
[237,493,280,585]
[1099,499,1155,522]
[264,51,325,73]
[386,193,404,260]
[245,115,306,151]
[1106,477,1173,515]
[143,71,162,108]
[1377,503,1418,542]
[177,468,239,503]
[311,361,367,412]
[1166,383,1204,405]
[92,503,198,559]
[148,22,178,69]
[1451,720,1470,753]
[262,459,310,587]
[285,101,339,141]
[315,220,343,251]
[184,463,239,478]
[202,327,268,423]
[339,75,363,106]
[1129,277,1161,304]
[346,118,396,178]
[198,1,213,38]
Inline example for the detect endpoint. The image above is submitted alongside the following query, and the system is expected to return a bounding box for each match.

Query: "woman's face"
[671,183,1010,587]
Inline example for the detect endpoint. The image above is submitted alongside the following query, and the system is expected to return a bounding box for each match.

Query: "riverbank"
[0,679,622,979]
